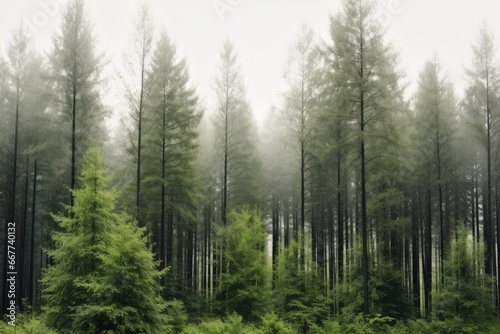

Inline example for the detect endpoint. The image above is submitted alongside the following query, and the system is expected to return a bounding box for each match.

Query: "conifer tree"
[412,59,457,316]
[213,40,261,225]
[328,0,402,314]
[463,25,500,289]
[281,25,321,268]
[0,24,45,313]
[42,148,167,333]
[123,3,155,225]
[434,226,493,322]
[215,209,270,321]
[47,0,106,207]
[142,31,201,293]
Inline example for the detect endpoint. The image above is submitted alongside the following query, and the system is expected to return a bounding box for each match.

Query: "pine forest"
[1,0,500,333]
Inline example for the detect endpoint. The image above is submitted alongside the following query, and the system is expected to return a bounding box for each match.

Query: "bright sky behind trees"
[0,0,499,125]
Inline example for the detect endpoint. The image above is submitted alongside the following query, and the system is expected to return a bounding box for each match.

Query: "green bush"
[165,300,189,333]
[308,320,342,334]
[182,314,260,334]
[215,209,271,321]
[340,314,393,334]
[0,315,56,334]
[260,313,297,334]
[273,238,331,332]
[433,226,493,323]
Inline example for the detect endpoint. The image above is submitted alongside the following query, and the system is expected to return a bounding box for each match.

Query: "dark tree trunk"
[424,186,432,319]
[284,198,290,247]
[71,87,77,208]
[3,99,20,315]
[18,160,29,311]
[272,194,279,272]
[300,140,306,269]
[360,36,369,314]
[337,145,344,284]
[412,195,420,316]
[29,160,37,308]
[486,80,493,275]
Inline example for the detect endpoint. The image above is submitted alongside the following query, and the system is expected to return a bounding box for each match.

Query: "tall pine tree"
[42,148,167,333]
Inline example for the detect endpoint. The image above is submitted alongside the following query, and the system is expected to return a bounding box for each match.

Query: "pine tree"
[215,209,270,321]
[281,25,321,269]
[259,106,291,266]
[463,25,500,295]
[209,40,263,312]
[434,225,493,322]
[123,3,155,226]
[47,0,106,208]
[0,25,45,313]
[142,31,201,295]
[412,58,457,317]
[213,40,261,225]
[328,0,402,315]
[273,237,330,332]
[42,148,167,333]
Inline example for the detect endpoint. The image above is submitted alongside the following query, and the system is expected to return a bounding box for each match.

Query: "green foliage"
[141,29,202,253]
[307,320,342,334]
[0,315,57,334]
[260,313,297,334]
[273,238,331,333]
[434,225,494,322]
[42,148,167,333]
[339,237,410,319]
[429,318,483,334]
[165,300,189,334]
[48,0,106,187]
[331,314,395,334]
[212,40,263,209]
[7,313,500,334]
[182,314,296,334]
[182,314,259,334]
[215,209,271,321]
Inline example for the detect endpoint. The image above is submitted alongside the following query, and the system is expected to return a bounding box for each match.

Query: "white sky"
[1,0,499,129]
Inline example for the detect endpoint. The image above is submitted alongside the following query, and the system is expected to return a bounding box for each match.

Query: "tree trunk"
[29,160,37,308]
[411,195,420,316]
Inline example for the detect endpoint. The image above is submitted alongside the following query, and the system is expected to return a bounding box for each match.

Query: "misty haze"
[1,0,500,333]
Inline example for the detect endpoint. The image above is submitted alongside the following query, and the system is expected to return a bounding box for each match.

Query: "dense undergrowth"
[3,312,500,334]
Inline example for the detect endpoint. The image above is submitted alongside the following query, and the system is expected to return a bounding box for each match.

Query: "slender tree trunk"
[166,196,174,267]
[160,139,166,275]
[202,204,208,294]
[29,160,37,308]
[135,47,148,225]
[412,195,420,317]
[187,228,194,290]
[486,77,493,275]
[328,201,335,311]
[160,95,167,276]
[337,130,344,284]
[496,180,500,308]
[222,70,230,226]
[436,121,444,286]
[18,160,29,310]
[71,87,77,208]
[472,167,476,240]
[425,184,432,319]
[359,32,369,314]
[311,184,316,264]
[3,98,20,314]
[272,194,279,269]
[476,169,481,243]
[344,171,350,278]
[300,140,306,270]
[284,199,290,247]
[293,194,298,241]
